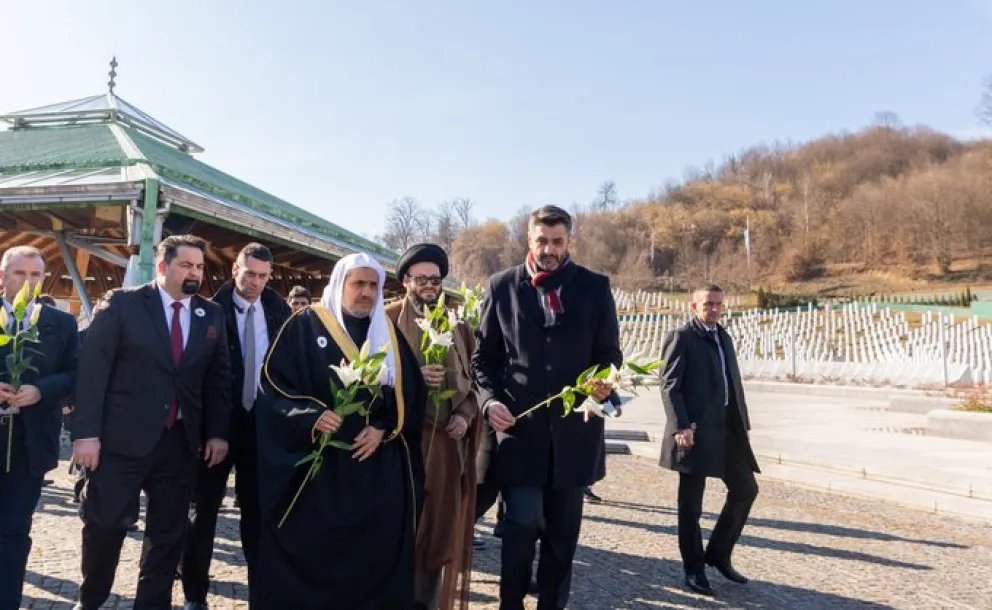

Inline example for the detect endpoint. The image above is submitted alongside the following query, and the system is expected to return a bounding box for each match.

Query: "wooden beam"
[70,248,91,303]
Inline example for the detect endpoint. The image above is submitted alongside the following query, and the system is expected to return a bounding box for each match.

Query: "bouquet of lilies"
[415,293,459,461]
[279,340,388,527]
[515,356,664,423]
[0,280,43,473]
[453,283,484,331]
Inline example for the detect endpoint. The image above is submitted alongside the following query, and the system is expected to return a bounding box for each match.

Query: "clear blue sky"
[3,0,991,240]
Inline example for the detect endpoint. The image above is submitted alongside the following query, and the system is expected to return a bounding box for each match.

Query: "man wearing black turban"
[386,243,481,610]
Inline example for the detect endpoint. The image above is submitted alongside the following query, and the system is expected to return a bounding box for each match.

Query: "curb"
[927,409,992,442]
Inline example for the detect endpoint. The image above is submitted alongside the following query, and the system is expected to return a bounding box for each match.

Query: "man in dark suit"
[181,243,291,610]
[659,284,760,597]
[0,246,78,609]
[72,234,232,610]
[473,205,622,610]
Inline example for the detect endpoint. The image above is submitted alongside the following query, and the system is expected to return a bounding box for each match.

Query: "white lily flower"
[330,360,361,387]
[447,309,459,328]
[359,339,371,361]
[415,318,431,332]
[575,399,606,422]
[428,328,454,348]
[370,362,388,385]
[28,304,42,326]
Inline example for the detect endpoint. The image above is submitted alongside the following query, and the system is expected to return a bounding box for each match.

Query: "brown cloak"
[386,297,480,610]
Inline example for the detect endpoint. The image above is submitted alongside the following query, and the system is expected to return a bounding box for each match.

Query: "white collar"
[157,282,192,310]
[232,289,260,313]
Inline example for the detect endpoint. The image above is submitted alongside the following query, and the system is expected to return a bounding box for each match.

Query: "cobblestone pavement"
[22,456,992,609]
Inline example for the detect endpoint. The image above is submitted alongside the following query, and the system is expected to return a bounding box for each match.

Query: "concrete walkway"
[607,384,992,521]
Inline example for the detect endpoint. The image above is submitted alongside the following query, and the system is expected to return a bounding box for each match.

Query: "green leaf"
[577,365,600,385]
[295,453,318,466]
[593,367,612,380]
[0,336,10,347]
[334,401,366,416]
[327,440,353,451]
[562,391,576,416]
[436,389,458,401]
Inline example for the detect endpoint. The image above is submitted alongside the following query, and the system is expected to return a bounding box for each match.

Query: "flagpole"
[745,215,752,290]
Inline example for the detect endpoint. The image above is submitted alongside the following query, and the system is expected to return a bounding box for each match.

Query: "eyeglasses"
[410,276,442,287]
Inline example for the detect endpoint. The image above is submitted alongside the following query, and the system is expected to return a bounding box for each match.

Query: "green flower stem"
[5,422,11,474]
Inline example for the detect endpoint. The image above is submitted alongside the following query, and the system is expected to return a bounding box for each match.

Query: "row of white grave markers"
[612,289,741,314]
[615,298,991,387]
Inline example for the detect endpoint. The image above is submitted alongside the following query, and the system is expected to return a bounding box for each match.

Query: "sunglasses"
[410,276,442,287]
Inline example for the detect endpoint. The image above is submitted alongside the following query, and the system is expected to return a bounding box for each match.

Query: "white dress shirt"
[231,290,269,401]
[158,283,192,420]
[157,283,192,349]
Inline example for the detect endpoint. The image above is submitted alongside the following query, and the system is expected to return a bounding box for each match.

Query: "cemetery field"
[615,289,992,387]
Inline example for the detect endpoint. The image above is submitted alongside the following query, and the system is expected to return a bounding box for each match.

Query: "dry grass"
[955,386,992,413]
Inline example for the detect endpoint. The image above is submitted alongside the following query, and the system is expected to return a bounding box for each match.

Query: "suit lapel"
[181,296,206,367]
[142,283,175,367]
[516,267,547,327]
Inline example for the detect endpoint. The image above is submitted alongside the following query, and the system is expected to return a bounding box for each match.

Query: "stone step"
[604,429,651,442]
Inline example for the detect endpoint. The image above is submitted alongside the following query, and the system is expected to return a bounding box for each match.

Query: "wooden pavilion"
[0,59,404,321]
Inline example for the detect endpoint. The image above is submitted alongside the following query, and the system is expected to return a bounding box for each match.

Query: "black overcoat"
[472,263,622,489]
[658,317,759,477]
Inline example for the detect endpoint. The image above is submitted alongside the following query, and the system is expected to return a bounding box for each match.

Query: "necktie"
[166,301,183,428]
[242,305,256,411]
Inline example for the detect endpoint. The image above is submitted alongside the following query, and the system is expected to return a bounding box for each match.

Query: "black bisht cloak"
[251,305,427,610]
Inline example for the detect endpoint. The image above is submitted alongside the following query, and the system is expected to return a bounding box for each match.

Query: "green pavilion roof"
[0,86,398,265]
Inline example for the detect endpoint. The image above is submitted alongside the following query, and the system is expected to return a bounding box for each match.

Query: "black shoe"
[705,558,748,584]
[583,487,603,503]
[184,603,209,610]
[472,536,486,550]
[684,571,714,596]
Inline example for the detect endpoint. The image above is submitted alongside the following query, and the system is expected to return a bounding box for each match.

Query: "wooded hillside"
[444,125,992,291]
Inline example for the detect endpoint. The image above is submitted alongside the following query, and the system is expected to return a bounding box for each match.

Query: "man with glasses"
[385,243,481,610]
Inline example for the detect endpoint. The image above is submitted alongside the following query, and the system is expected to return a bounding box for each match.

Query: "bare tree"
[451,197,475,230]
[433,200,458,251]
[594,180,619,210]
[980,75,992,126]
[381,197,424,251]
[872,110,902,128]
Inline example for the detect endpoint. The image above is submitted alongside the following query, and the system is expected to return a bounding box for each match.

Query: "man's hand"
[486,402,515,432]
[353,426,384,461]
[421,364,445,390]
[0,382,16,404]
[445,414,469,439]
[9,385,42,408]
[73,439,101,471]
[674,427,695,448]
[203,438,229,467]
[589,380,612,403]
[315,410,343,434]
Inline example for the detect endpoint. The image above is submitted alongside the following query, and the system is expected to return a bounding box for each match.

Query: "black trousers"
[0,417,44,610]
[676,414,758,575]
[496,486,584,610]
[475,480,500,522]
[78,423,197,609]
[181,406,260,602]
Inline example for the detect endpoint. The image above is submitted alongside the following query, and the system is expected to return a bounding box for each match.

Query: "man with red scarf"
[473,205,622,610]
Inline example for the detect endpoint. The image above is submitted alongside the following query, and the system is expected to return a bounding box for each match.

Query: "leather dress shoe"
[184,602,209,610]
[684,571,714,596]
[706,558,748,584]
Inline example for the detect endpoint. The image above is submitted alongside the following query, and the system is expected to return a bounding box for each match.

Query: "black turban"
[395,243,449,280]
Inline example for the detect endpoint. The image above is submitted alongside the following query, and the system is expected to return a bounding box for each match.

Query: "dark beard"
[409,292,438,308]
[180,279,200,295]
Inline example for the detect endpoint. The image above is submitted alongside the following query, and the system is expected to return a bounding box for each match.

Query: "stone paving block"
[20,457,992,609]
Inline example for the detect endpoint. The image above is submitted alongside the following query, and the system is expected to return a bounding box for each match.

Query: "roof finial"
[108,56,118,94]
